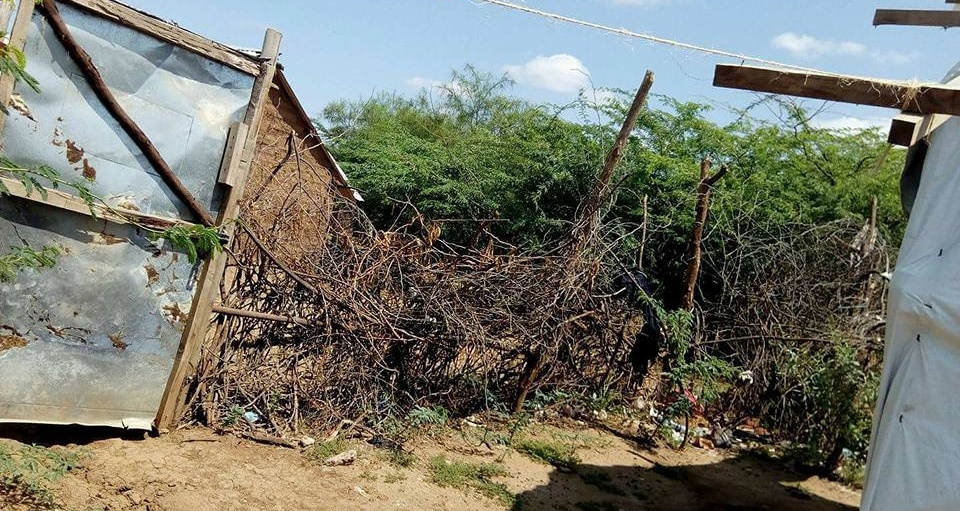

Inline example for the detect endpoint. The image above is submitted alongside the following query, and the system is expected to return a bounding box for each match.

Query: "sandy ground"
[1,424,861,511]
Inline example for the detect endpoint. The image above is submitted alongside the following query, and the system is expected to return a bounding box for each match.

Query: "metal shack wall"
[0,4,254,429]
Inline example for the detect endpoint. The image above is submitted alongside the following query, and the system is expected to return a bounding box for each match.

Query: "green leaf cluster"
[0,245,59,282]
[153,224,222,264]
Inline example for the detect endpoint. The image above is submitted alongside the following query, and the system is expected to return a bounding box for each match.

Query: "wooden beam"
[713,65,960,116]
[155,28,282,432]
[888,112,951,146]
[0,0,37,132]
[0,175,190,229]
[58,0,260,75]
[216,123,247,187]
[874,9,960,27]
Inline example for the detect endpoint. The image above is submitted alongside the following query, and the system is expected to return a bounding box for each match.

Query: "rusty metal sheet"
[3,3,255,218]
[0,4,254,429]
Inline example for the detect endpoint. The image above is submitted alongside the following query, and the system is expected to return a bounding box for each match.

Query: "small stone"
[324,449,358,466]
[300,436,316,447]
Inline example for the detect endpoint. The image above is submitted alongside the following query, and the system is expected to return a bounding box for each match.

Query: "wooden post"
[154,28,282,431]
[0,0,37,133]
[576,70,654,243]
[679,158,727,312]
[637,194,648,269]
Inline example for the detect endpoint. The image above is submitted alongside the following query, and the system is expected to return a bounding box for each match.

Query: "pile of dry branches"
[188,190,650,435]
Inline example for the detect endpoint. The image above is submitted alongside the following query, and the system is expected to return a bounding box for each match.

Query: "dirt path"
[2,425,860,511]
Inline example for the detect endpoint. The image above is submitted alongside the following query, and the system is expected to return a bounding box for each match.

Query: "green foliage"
[775,338,877,471]
[0,37,39,102]
[427,455,513,505]
[153,225,222,264]
[0,442,88,509]
[407,405,450,427]
[379,447,416,468]
[513,438,580,470]
[0,245,59,282]
[303,437,351,464]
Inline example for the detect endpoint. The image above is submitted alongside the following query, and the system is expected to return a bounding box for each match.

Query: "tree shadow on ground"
[512,450,858,511]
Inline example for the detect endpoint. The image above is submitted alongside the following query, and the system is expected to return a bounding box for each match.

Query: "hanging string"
[468,0,843,76]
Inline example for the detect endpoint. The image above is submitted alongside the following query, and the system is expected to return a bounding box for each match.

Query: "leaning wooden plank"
[874,9,960,27]
[59,0,259,75]
[0,176,191,229]
[0,0,38,132]
[713,65,960,116]
[155,28,282,432]
[40,0,216,226]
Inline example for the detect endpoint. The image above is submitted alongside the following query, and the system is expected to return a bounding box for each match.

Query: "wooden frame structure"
[715,0,960,149]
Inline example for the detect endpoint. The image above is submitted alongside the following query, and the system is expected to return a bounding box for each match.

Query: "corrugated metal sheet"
[0,4,254,429]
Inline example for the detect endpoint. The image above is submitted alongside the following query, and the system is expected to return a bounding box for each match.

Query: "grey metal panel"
[0,5,255,429]
[3,3,255,219]
[0,197,197,429]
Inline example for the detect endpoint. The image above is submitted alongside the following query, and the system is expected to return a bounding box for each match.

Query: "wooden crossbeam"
[713,65,960,116]
[0,176,189,229]
[874,9,960,27]
[888,112,951,146]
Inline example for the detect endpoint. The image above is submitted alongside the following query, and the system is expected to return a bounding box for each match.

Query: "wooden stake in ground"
[575,70,655,244]
[512,71,655,415]
[679,157,727,312]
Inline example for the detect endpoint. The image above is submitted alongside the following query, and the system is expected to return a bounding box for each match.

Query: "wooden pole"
[679,158,727,312]
[638,194,648,269]
[38,0,216,226]
[212,305,312,327]
[577,70,654,242]
[155,27,282,431]
[0,0,37,133]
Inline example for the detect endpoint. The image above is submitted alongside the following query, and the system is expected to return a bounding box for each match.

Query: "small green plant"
[0,245,59,282]
[514,438,580,470]
[378,446,416,468]
[407,405,450,427]
[383,471,406,483]
[222,405,245,427]
[0,442,88,509]
[837,457,865,488]
[303,437,350,463]
[427,455,513,505]
[153,224,223,264]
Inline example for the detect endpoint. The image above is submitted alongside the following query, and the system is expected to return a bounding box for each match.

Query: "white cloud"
[503,54,591,93]
[871,50,919,65]
[771,32,866,59]
[810,116,888,132]
[406,76,444,89]
[771,32,918,64]
[586,89,623,107]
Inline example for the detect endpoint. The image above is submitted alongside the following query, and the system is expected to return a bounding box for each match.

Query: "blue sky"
[127,0,960,129]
